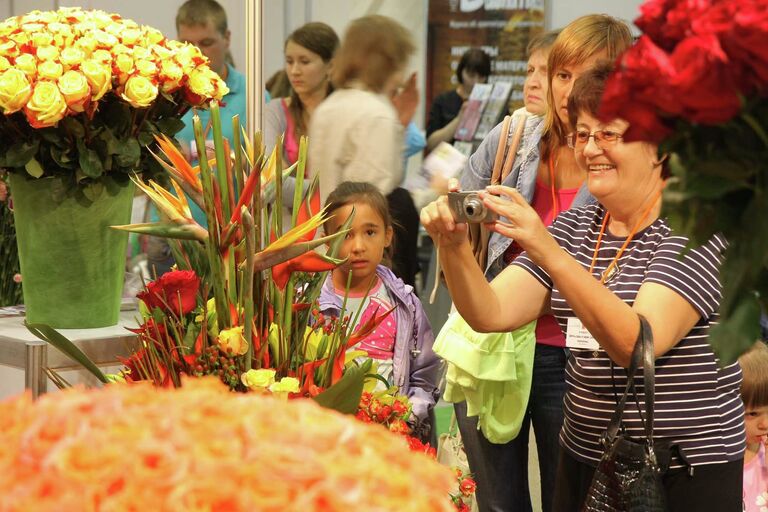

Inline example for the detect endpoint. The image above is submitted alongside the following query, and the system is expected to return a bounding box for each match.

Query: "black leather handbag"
[581,315,669,512]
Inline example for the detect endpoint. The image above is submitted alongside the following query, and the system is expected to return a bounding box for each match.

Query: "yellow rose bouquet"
[0,7,228,327]
[0,7,227,184]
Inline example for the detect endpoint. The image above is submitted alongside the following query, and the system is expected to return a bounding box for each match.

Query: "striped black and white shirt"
[514,204,744,468]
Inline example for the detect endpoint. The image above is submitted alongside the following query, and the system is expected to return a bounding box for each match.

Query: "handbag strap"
[605,315,655,444]
[490,114,527,186]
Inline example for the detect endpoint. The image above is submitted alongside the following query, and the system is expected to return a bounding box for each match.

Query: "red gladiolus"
[137,270,200,316]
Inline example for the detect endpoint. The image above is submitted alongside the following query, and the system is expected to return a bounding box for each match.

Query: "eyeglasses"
[566,129,623,149]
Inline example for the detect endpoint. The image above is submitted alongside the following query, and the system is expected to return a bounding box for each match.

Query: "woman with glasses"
[421,63,744,511]
[449,15,632,512]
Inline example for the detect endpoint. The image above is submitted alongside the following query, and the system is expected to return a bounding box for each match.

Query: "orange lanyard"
[548,153,558,218]
[589,190,662,284]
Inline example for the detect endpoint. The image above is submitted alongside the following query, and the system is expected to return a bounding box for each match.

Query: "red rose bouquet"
[600,0,768,363]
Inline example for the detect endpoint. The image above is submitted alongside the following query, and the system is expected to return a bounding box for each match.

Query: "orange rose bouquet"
[0,7,227,189]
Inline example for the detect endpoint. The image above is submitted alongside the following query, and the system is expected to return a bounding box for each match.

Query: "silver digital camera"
[447,191,498,223]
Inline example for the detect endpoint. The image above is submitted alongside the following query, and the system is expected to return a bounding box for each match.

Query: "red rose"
[137,270,200,316]
[459,477,477,497]
[635,0,712,51]
[376,405,393,423]
[700,1,768,92]
[599,38,676,143]
[670,34,742,124]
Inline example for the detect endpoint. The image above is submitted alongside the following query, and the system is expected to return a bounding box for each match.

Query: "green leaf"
[114,138,141,168]
[61,116,85,138]
[50,146,74,168]
[24,157,44,178]
[0,140,39,168]
[77,139,104,178]
[708,294,761,366]
[156,117,186,137]
[312,362,367,414]
[26,323,109,383]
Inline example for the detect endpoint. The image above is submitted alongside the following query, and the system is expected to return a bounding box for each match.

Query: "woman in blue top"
[453,15,632,512]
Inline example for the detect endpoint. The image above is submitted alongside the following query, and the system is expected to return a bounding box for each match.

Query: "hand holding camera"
[447,191,498,223]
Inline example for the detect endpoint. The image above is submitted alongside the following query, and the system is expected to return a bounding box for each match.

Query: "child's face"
[326,202,393,287]
[745,404,768,445]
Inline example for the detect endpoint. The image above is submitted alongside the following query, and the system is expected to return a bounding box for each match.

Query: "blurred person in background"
[310,15,420,286]
[426,48,491,152]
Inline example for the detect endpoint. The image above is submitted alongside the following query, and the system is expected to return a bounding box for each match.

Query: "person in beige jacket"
[309,15,415,203]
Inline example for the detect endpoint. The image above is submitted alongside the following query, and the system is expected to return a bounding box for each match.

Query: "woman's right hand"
[419,178,468,248]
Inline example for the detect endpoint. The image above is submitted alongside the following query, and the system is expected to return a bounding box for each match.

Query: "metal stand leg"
[25,344,47,398]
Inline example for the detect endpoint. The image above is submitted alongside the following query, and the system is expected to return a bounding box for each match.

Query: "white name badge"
[565,317,601,351]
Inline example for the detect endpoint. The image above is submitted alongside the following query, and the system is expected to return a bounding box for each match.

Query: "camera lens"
[463,196,485,221]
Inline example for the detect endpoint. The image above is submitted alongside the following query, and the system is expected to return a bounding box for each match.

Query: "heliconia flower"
[132,178,193,224]
[152,134,202,194]
[271,251,341,290]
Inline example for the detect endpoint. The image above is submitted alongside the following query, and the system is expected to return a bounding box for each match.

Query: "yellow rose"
[114,53,134,83]
[30,32,54,48]
[90,49,112,63]
[24,80,67,128]
[135,59,158,77]
[216,325,248,356]
[75,35,97,56]
[9,31,29,47]
[151,44,173,60]
[187,67,229,100]
[0,56,9,72]
[58,70,90,112]
[14,53,37,80]
[92,30,118,49]
[36,45,60,62]
[0,68,32,114]
[268,377,300,399]
[120,28,142,46]
[143,27,165,46]
[38,60,64,81]
[240,369,276,392]
[159,59,183,93]
[21,23,45,34]
[59,47,85,69]
[81,60,112,101]
[111,44,131,55]
[0,40,19,59]
[132,46,152,61]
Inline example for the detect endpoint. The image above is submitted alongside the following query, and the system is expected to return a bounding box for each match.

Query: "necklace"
[589,190,662,284]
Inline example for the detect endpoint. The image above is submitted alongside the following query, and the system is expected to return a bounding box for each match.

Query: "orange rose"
[24,80,67,128]
[216,326,248,356]
[81,60,112,101]
[120,74,157,108]
[58,70,90,112]
[38,60,64,81]
[0,68,32,114]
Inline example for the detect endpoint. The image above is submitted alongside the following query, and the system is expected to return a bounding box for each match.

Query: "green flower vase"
[9,173,135,328]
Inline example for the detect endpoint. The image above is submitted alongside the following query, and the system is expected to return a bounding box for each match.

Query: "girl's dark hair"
[456,48,491,84]
[323,182,394,263]
[567,62,671,178]
[739,341,768,409]
[285,22,339,138]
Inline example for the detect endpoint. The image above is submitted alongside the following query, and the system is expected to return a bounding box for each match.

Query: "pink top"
[334,278,397,361]
[744,443,768,512]
[280,99,300,165]
[505,179,579,347]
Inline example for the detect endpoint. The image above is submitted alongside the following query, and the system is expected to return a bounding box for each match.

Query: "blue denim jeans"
[455,343,567,512]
